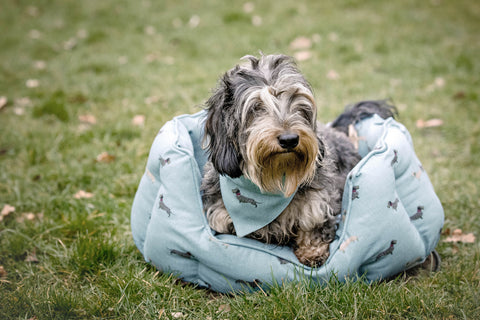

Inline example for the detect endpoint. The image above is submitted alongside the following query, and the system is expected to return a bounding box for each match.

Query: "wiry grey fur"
[201,54,395,267]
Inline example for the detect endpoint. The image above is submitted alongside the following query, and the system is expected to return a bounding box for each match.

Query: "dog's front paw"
[206,201,235,234]
[294,243,330,268]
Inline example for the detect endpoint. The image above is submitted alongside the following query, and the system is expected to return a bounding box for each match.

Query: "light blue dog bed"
[131,110,444,293]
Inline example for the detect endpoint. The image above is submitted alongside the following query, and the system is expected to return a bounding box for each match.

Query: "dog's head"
[204,54,322,197]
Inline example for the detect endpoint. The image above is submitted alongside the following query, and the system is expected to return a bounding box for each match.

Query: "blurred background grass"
[1,0,479,318]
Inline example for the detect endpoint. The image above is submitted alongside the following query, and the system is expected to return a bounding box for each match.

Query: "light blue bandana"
[219,175,296,237]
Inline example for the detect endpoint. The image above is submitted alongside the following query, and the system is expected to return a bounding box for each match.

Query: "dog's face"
[204,54,322,197]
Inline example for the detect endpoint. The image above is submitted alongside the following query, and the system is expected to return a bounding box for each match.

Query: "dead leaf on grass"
[26,79,39,88]
[0,96,7,110]
[171,312,184,318]
[243,2,254,13]
[189,15,200,28]
[74,190,94,199]
[294,50,312,62]
[443,228,476,244]
[14,107,25,115]
[0,265,7,279]
[16,212,42,223]
[78,114,97,124]
[96,151,116,163]
[34,60,46,70]
[251,15,262,27]
[145,95,161,105]
[1,204,15,222]
[217,304,231,313]
[132,115,145,127]
[290,36,312,50]
[416,118,444,129]
[25,249,39,263]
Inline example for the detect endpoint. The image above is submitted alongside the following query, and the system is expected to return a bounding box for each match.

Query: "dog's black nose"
[277,133,299,150]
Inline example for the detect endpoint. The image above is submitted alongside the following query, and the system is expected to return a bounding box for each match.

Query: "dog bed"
[131,110,444,293]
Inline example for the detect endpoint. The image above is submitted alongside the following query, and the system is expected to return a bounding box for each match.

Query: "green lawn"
[1,0,479,318]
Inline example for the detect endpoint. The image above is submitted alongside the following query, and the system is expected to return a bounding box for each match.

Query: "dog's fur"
[201,54,395,267]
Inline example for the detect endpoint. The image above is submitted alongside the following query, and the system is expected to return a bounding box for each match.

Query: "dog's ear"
[204,74,243,178]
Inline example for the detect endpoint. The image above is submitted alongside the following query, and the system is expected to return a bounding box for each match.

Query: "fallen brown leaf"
[251,15,262,26]
[188,15,200,28]
[171,312,184,318]
[96,151,115,163]
[0,96,7,110]
[416,118,444,129]
[443,228,476,244]
[15,212,37,224]
[243,2,254,13]
[132,115,146,126]
[294,50,312,62]
[78,114,97,124]
[34,60,46,70]
[13,107,25,115]
[25,250,39,263]
[1,204,15,222]
[144,95,161,105]
[74,190,94,199]
[217,304,231,313]
[290,36,312,50]
[0,265,7,278]
[15,212,43,224]
[26,79,39,88]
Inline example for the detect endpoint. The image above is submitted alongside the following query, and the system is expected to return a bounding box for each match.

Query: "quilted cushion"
[131,111,444,293]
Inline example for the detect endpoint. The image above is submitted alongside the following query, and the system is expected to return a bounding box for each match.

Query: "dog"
[200,54,395,267]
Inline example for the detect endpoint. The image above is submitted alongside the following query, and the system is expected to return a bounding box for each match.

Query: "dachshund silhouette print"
[352,185,360,200]
[232,188,261,207]
[391,149,398,166]
[159,194,172,216]
[376,240,397,261]
[410,206,424,221]
[387,198,399,210]
[159,156,171,167]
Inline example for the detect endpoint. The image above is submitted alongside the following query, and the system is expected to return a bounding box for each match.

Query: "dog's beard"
[244,126,319,197]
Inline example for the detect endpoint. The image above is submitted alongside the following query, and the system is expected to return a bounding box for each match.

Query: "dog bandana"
[219,175,295,237]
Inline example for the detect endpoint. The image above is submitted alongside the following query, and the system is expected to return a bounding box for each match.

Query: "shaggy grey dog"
[201,54,395,267]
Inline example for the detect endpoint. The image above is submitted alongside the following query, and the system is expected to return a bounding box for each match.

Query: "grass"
[1,0,479,318]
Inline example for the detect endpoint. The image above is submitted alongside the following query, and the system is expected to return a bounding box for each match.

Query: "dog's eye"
[251,102,265,114]
[292,104,314,120]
